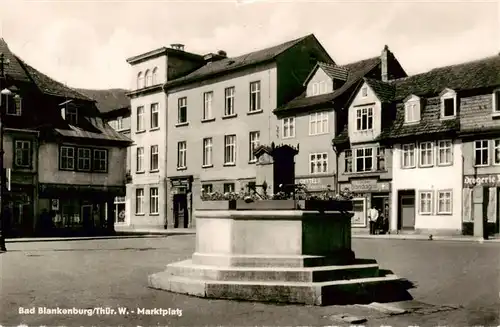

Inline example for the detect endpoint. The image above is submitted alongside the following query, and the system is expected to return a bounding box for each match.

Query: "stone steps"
[166,259,381,283]
[149,271,405,306]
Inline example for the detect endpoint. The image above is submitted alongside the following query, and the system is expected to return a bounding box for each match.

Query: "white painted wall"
[391,140,463,231]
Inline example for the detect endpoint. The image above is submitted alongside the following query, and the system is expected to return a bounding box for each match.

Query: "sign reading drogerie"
[463,174,500,187]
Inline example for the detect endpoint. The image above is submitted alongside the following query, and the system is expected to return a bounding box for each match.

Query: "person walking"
[368,205,379,235]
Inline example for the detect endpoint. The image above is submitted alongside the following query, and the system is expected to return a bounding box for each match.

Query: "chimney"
[381,45,390,82]
[203,51,227,63]
[170,43,185,51]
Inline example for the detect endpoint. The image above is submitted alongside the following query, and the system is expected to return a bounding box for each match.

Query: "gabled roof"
[364,78,394,103]
[391,54,500,101]
[165,34,322,90]
[0,38,92,101]
[274,56,381,113]
[75,88,130,114]
[302,62,348,86]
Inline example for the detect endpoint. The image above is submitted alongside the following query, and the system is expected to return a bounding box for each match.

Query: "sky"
[0,0,499,90]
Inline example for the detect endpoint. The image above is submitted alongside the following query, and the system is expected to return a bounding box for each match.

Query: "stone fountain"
[149,144,411,305]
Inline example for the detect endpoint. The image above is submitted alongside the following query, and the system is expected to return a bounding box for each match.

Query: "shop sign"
[295,177,332,191]
[463,174,500,188]
[350,179,390,193]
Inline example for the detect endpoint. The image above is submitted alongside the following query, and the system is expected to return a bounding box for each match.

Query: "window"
[137,72,144,89]
[152,67,158,85]
[223,183,235,193]
[376,147,386,171]
[144,69,152,87]
[441,90,457,118]
[77,148,91,171]
[312,82,319,96]
[494,140,500,165]
[116,116,124,131]
[93,149,107,172]
[309,111,329,135]
[493,90,500,113]
[224,87,235,116]
[7,95,22,116]
[178,97,187,124]
[319,81,327,95]
[419,191,433,215]
[474,140,489,166]
[401,144,416,168]
[136,106,145,131]
[66,106,78,125]
[224,135,236,165]
[437,190,453,214]
[419,142,434,167]
[309,153,328,174]
[361,86,368,97]
[344,149,353,173]
[177,141,187,169]
[202,138,213,167]
[282,117,295,138]
[355,148,373,172]
[203,91,213,120]
[60,146,75,170]
[202,184,213,193]
[249,131,260,162]
[405,101,419,123]
[150,188,159,214]
[135,189,144,214]
[356,107,373,131]
[150,103,159,129]
[14,140,31,168]
[249,81,261,112]
[437,140,453,165]
[150,145,159,171]
[136,147,144,172]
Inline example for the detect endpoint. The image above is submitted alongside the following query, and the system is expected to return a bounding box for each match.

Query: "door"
[398,192,415,230]
[81,205,93,233]
[173,194,188,228]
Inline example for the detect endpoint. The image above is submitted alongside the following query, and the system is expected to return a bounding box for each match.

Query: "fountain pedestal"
[148,209,405,305]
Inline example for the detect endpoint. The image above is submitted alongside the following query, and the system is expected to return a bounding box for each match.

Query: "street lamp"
[0,52,11,252]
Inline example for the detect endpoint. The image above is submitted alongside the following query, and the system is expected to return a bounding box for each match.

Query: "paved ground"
[1,235,499,326]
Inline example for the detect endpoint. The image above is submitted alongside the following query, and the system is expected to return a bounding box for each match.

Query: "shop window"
[223,183,235,193]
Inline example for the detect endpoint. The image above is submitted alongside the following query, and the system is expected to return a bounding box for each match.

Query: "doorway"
[81,205,93,233]
[398,190,415,230]
[173,193,189,228]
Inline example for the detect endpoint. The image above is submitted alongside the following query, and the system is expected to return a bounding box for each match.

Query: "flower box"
[197,200,237,210]
[235,199,297,211]
[303,199,353,212]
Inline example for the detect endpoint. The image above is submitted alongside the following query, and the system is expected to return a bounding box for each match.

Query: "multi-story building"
[76,88,132,226]
[275,46,407,219]
[1,38,130,236]
[165,34,335,228]
[381,54,499,236]
[457,55,500,237]
[126,44,204,230]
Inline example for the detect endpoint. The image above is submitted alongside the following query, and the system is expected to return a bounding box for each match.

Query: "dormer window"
[404,95,421,123]
[312,82,319,96]
[493,89,500,114]
[440,89,457,119]
[319,81,327,94]
[66,106,78,125]
[6,94,22,116]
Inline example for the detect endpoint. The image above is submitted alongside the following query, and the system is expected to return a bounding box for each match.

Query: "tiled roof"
[0,38,91,101]
[165,34,315,89]
[54,117,132,143]
[317,62,349,81]
[364,78,394,102]
[274,56,381,113]
[75,88,130,113]
[391,54,500,101]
